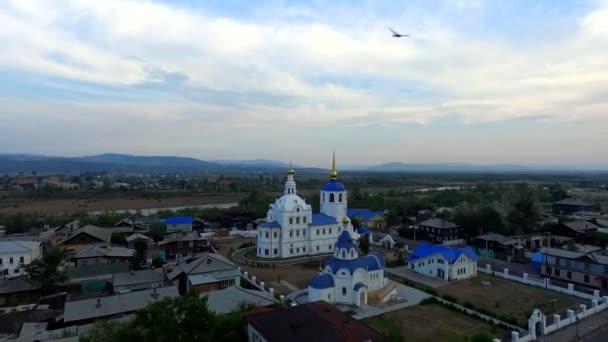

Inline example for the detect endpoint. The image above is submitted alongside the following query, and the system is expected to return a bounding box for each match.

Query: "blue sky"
[1,0,607,166]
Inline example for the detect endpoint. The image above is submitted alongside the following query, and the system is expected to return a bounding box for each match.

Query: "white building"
[256,154,359,259]
[0,241,42,278]
[406,243,478,281]
[307,230,395,307]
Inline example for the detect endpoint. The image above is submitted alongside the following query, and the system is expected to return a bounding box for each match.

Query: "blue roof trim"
[322,179,346,192]
[309,274,334,289]
[310,213,337,226]
[166,216,193,224]
[347,209,384,221]
[335,231,357,250]
[259,221,281,228]
[325,254,385,275]
[406,243,478,264]
[354,283,367,291]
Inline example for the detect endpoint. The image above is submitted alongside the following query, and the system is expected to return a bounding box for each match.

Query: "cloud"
[0,0,607,163]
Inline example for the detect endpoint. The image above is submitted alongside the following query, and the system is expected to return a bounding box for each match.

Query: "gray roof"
[189,269,241,286]
[158,232,207,246]
[60,225,112,245]
[112,269,166,287]
[75,245,134,259]
[539,247,587,259]
[562,220,599,233]
[112,226,134,234]
[475,233,515,245]
[63,286,179,323]
[0,276,41,294]
[125,233,150,243]
[204,286,277,314]
[166,253,238,280]
[554,198,593,207]
[114,218,134,227]
[419,218,459,229]
[0,240,40,255]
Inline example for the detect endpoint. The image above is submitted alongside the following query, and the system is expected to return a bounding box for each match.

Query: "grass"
[365,303,508,342]
[438,273,584,327]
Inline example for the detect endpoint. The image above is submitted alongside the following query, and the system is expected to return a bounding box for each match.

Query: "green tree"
[25,247,67,294]
[149,223,167,242]
[549,183,568,202]
[470,331,493,342]
[111,232,127,245]
[359,236,370,255]
[505,184,540,234]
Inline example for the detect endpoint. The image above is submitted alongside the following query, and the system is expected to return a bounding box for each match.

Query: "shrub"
[463,301,475,309]
[442,294,459,303]
[420,297,438,305]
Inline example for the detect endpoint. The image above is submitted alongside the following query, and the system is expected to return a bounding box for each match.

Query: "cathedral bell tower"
[320,151,347,221]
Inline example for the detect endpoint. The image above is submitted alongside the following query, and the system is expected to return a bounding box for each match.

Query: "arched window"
[329,193,335,202]
[342,287,347,295]
[322,193,325,201]
[351,250,354,257]
[342,250,346,258]
[339,193,343,202]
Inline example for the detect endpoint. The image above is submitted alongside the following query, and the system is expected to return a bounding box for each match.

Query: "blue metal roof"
[322,179,346,192]
[310,213,337,226]
[353,283,367,291]
[309,273,334,289]
[325,253,385,275]
[259,221,281,228]
[166,216,193,224]
[406,243,478,264]
[335,231,357,250]
[358,226,369,234]
[347,209,384,221]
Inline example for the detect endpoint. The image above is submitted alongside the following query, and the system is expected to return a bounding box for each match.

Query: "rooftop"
[166,253,238,280]
[418,218,459,229]
[204,286,277,314]
[112,269,166,288]
[406,243,478,264]
[347,209,385,221]
[0,276,41,295]
[562,220,599,233]
[59,224,112,245]
[75,245,134,259]
[166,216,193,224]
[310,213,338,226]
[246,300,383,342]
[0,240,40,255]
[554,198,594,207]
[475,233,516,245]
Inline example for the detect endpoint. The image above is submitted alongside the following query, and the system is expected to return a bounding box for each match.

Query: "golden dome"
[287,161,295,175]
[330,150,338,179]
[342,216,350,224]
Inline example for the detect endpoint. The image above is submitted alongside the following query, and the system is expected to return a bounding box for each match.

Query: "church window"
[303,216,307,224]
[323,228,326,234]
[296,207,300,212]
[296,248,300,253]
[322,193,325,201]
[342,250,346,258]
[290,231,293,237]
[274,232,277,238]
[351,250,354,257]
[296,217,300,224]
[296,230,300,237]
[328,245,331,250]
[316,246,319,251]
[274,248,278,255]
[290,248,293,254]
[339,193,343,202]
[265,232,269,238]
[303,230,306,237]
[329,194,335,202]
[289,218,293,224]
[342,287,347,296]
[317,229,319,236]
[303,247,306,252]
[329,228,332,234]
[265,249,269,255]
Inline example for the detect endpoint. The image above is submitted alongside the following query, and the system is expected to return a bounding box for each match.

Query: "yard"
[438,273,584,327]
[365,303,509,342]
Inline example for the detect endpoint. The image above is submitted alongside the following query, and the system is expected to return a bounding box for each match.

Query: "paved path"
[386,266,449,288]
[280,280,300,292]
[544,310,608,342]
[231,247,332,265]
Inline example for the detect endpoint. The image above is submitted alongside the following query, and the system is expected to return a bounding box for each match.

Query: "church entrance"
[359,291,367,306]
[437,269,445,279]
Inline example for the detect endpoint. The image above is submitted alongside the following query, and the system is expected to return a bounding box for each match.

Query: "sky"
[1,0,607,167]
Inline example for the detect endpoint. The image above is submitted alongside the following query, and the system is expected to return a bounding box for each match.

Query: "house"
[112,269,167,294]
[192,218,210,232]
[73,245,134,267]
[62,286,179,325]
[125,233,151,249]
[406,243,478,281]
[157,232,211,261]
[166,216,193,233]
[58,225,112,252]
[166,253,240,294]
[13,177,39,191]
[552,220,599,239]
[416,209,434,222]
[0,276,42,307]
[539,247,608,290]
[204,286,277,314]
[307,231,396,307]
[553,199,600,215]
[473,233,522,261]
[379,234,396,250]
[245,301,384,342]
[114,218,147,232]
[347,209,386,229]
[0,241,42,278]
[417,218,462,245]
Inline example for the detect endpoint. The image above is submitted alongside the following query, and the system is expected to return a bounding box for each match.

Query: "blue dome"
[309,273,334,289]
[325,254,384,275]
[335,231,357,250]
[322,179,346,192]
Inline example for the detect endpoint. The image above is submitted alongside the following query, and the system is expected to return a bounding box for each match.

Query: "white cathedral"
[256,154,360,259]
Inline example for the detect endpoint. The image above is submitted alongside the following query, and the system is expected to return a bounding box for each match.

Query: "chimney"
[96,298,101,308]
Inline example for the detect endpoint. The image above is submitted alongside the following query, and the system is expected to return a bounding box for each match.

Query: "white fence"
[240,268,280,301]
[479,264,600,301]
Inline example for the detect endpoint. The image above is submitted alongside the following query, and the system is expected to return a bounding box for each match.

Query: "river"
[88,202,239,216]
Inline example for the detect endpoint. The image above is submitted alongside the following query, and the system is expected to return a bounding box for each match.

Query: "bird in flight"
[388,27,409,38]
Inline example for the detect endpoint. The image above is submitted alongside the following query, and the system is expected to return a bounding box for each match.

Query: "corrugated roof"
[0,240,40,254]
[166,216,193,224]
[63,286,179,323]
[75,245,134,259]
[419,218,459,229]
[0,276,41,295]
[475,233,515,245]
[347,209,385,221]
[554,198,593,207]
[562,220,599,233]
[59,225,112,245]
[406,243,478,264]
[204,286,277,314]
[310,213,337,226]
[309,274,334,289]
[166,253,238,280]
[112,269,166,287]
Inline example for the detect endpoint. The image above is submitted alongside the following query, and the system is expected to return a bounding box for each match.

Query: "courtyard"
[365,303,510,342]
[437,273,585,327]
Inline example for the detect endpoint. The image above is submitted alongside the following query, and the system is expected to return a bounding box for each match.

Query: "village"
[1,160,608,342]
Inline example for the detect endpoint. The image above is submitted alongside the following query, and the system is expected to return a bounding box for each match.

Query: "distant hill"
[210,159,290,168]
[364,162,608,173]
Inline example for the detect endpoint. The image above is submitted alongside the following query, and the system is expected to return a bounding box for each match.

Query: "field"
[438,273,584,327]
[365,303,509,342]
[0,193,244,215]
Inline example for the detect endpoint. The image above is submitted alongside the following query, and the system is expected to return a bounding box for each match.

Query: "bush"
[152,257,164,268]
[426,288,438,296]
[463,301,475,309]
[420,297,438,305]
[442,294,459,304]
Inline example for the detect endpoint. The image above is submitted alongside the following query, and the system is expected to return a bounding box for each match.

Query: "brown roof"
[246,301,384,342]
[59,224,112,245]
[562,220,599,233]
[0,276,41,295]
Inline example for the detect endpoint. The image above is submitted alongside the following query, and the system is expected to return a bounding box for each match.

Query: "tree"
[549,183,568,202]
[149,223,167,242]
[25,247,67,294]
[359,236,370,255]
[81,294,246,342]
[111,232,127,245]
[505,184,540,234]
[470,331,493,342]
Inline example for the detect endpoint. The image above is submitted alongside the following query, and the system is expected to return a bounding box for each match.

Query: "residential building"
[62,286,179,325]
[256,154,359,259]
[417,218,461,244]
[553,199,600,215]
[0,241,41,278]
[406,243,478,281]
[245,301,384,342]
[73,245,134,267]
[552,220,599,239]
[112,269,167,294]
[540,246,608,290]
[0,276,42,307]
[308,231,395,307]
[166,216,193,233]
[192,217,210,232]
[125,233,151,249]
[166,253,240,294]
[347,209,386,229]
[58,225,111,252]
[114,218,147,232]
[204,286,277,314]
[157,232,211,261]
[416,209,434,223]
